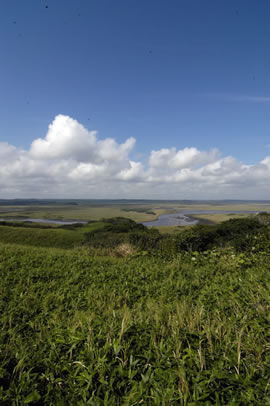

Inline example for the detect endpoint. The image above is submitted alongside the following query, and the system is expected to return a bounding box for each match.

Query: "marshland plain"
[1,199,270,226]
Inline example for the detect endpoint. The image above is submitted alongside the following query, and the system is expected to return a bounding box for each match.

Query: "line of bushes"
[84,216,270,255]
[84,217,162,251]
[175,217,270,253]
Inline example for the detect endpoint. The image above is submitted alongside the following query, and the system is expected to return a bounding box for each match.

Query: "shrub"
[84,218,160,251]
[175,217,269,252]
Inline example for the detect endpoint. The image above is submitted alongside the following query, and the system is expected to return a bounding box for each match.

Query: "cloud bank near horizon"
[1,114,270,199]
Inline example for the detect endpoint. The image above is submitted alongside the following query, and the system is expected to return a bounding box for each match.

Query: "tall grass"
[0,222,106,249]
[1,242,270,404]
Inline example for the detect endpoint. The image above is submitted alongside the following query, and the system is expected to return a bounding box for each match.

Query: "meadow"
[1,203,270,404]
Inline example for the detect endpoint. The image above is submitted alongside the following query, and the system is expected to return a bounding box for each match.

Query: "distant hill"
[1,198,270,206]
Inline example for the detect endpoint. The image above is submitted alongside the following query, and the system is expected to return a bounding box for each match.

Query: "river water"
[142,210,260,227]
[0,209,263,227]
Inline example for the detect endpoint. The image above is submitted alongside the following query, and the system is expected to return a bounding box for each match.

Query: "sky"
[1,0,270,199]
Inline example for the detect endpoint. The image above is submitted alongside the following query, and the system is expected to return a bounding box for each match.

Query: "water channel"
[142,210,260,227]
[0,209,264,227]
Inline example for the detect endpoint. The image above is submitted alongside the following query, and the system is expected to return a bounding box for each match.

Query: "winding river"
[143,210,260,227]
[0,209,263,227]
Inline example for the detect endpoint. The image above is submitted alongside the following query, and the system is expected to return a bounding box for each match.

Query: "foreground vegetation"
[1,214,270,404]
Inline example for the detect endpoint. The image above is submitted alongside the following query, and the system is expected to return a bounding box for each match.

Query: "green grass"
[1,239,270,404]
[0,204,160,222]
[0,222,106,249]
[190,212,251,224]
[150,225,188,234]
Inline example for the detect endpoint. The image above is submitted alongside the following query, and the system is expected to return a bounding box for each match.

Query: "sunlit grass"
[0,204,160,222]
[191,212,251,224]
[1,241,270,404]
[0,222,106,249]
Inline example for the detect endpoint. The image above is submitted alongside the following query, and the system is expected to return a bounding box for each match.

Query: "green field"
[1,206,270,404]
[0,222,106,249]
[190,212,251,224]
[0,203,160,222]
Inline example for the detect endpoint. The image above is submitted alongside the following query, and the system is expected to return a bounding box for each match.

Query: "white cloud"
[1,114,270,199]
[69,162,108,180]
[117,161,144,181]
[30,115,97,161]
[149,147,218,170]
[0,142,18,161]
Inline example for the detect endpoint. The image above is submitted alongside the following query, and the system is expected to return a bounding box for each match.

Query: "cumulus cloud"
[30,114,135,164]
[149,147,219,170]
[117,161,145,181]
[1,114,270,198]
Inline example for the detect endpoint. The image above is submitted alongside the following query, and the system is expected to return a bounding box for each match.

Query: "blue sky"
[1,0,270,198]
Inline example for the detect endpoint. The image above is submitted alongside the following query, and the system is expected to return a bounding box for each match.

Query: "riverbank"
[143,210,259,227]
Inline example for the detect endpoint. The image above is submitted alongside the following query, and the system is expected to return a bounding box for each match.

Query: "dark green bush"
[103,217,146,233]
[128,228,161,250]
[84,218,160,250]
[176,217,269,253]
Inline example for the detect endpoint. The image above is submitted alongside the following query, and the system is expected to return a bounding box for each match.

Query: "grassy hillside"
[1,216,270,404]
[0,222,106,249]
